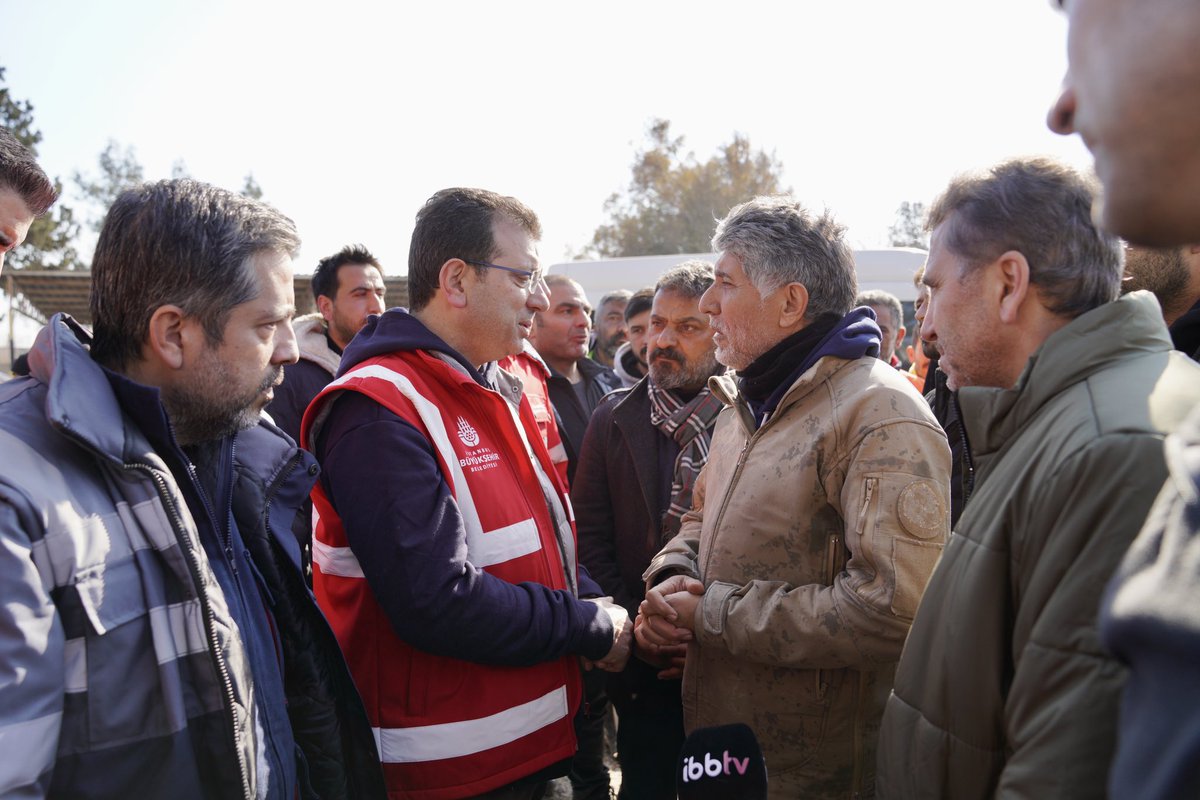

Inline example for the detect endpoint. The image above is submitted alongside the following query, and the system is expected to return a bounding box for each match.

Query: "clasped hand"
[634,575,705,679]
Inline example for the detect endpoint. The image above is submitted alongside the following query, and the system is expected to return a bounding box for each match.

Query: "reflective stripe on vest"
[371,685,569,764]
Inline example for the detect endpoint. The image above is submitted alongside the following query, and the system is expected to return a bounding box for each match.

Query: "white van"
[548,247,928,307]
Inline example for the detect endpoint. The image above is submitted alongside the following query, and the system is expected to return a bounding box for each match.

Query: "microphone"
[676,723,768,800]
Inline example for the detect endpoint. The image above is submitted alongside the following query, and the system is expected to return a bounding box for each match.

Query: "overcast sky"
[5,0,1089,276]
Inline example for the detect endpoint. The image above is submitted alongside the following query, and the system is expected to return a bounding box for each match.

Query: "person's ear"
[144,305,189,369]
[994,250,1032,324]
[777,282,810,328]
[440,258,473,310]
[316,294,335,323]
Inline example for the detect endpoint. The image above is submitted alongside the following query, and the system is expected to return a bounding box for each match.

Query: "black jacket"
[928,368,973,528]
[572,379,684,709]
[546,357,622,484]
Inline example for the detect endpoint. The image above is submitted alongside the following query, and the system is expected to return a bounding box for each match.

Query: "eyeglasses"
[464,259,545,288]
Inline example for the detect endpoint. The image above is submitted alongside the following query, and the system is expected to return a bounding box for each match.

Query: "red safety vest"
[302,350,582,799]
[498,344,570,490]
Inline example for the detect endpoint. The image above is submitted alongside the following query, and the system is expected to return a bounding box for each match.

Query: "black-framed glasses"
[464,259,545,288]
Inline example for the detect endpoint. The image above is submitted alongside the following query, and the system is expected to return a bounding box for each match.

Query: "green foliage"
[240,172,263,200]
[888,201,929,249]
[1,66,84,270]
[73,140,145,232]
[585,119,789,257]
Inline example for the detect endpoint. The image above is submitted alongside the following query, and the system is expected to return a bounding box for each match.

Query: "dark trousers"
[569,668,612,800]
[470,783,547,800]
[610,673,685,800]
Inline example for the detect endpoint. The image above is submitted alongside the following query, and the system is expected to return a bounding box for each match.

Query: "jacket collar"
[294,312,343,376]
[709,353,862,437]
[29,314,148,467]
[958,291,1172,457]
[29,313,311,498]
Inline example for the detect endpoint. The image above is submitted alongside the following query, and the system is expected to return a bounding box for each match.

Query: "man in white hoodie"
[268,244,387,442]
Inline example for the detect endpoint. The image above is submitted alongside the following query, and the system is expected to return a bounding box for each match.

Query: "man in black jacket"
[530,274,622,484]
[574,261,723,799]
[268,244,386,443]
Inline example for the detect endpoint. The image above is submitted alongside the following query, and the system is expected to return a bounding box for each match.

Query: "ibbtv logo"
[681,750,752,783]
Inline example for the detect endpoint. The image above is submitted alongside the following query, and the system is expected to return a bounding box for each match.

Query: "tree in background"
[888,201,929,249]
[0,67,83,270]
[241,172,264,200]
[584,119,788,257]
[73,140,145,233]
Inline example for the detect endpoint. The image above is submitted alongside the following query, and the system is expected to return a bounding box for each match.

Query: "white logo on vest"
[456,416,481,448]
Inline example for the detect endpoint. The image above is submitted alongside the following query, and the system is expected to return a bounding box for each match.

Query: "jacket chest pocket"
[53,512,181,751]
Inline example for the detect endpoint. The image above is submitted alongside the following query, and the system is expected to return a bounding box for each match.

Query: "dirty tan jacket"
[644,354,951,799]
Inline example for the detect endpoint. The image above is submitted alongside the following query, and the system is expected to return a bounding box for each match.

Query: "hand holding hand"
[588,597,632,673]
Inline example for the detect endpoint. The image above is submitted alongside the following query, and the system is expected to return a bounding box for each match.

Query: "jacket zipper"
[817,533,844,701]
[124,461,253,800]
[185,448,238,577]
[261,450,304,531]
[955,395,976,505]
[700,431,756,579]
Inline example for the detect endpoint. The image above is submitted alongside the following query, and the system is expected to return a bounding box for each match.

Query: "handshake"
[584,576,707,678]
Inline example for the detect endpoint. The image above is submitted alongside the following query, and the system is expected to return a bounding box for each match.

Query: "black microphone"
[676,723,768,800]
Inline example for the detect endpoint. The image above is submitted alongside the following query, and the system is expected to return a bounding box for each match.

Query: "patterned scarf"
[647,379,725,539]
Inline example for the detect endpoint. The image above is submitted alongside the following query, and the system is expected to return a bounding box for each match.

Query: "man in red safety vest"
[302,187,632,800]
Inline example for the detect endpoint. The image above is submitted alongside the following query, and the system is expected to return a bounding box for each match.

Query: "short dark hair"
[90,179,300,369]
[656,260,715,299]
[0,127,56,216]
[311,243,381,302]
[625,288,655,321]
[928,157,1122,318]
[407,187,542,311]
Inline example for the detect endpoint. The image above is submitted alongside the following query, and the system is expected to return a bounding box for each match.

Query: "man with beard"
[268,244,386,443]
[612,288,653,388]
[303,188,631,799]
[1049,2,1200,796]
[1123,244,1200,360]
[0,179,385,798]
[574,261,722,799]
[590,290,631,368]
[635,197,951,799]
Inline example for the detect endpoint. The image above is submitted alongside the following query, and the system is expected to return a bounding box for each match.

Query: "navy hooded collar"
[337,307,493,388]
[740,306,882,426]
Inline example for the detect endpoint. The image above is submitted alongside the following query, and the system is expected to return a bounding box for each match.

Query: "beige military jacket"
[645,354,951,799]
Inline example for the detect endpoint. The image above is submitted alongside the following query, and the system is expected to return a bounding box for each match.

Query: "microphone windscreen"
[676,723,768,800]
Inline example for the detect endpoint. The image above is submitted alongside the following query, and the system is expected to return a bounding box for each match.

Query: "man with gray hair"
[635,197,951,799]
[855,288,907,369]
[0,126,57,275]
[876,158,1200,798]
[0,179,385,798]
[574,260,723,798]
[591,289,632,368]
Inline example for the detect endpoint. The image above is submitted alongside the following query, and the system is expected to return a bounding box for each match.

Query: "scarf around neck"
[647,378,724,539]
